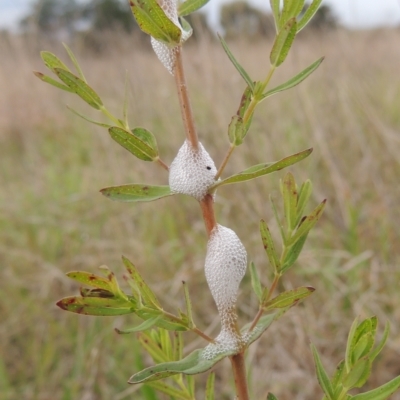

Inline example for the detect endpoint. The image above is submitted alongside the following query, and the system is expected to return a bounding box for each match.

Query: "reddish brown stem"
[230,352,250,400]
[200,194,217,237]
[174,46,199,150]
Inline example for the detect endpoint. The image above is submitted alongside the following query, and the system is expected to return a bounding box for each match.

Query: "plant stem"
[248,273,281,332]
[215,143,235,180]
[230,352,250,400]
[200,194,217,237]
[174,46,199,150]
[155,157,169,171]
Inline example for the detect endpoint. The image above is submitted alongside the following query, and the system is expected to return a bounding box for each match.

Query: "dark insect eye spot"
[206,166,211,170]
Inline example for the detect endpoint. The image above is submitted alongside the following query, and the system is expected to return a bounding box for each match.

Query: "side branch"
[174,46,199,149]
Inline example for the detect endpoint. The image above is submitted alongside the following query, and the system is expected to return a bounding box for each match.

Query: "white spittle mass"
[205,224,247,319]
[151,0,192,74]
[169,140,217,201]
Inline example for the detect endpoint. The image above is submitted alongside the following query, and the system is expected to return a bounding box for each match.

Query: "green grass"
[1,29,400,399]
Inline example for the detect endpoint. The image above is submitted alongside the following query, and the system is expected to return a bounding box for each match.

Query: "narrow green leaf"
[182,281,194,328]
[311,344,335,399]
[280,0,305,27]
[270,0,280,31]
[263,286,314,310]
[147,381,188,400]
[129,346,234,383]
[286,199,326,247]
[351,376,400,400]
[270,18,297,67]
[228,115,245,146]
[178,0,210,16]
[116,315,163,334]
[54,68,103,109]
[267,393,278,400]
[249,262,263,302]
[297,0,323,32]
[137,308,189,331]
[132,127,159,155]
[56,296,134,316]
[369,321,390,362]
[173,332,183,362]
[138,330,170,364]
[66,271,114,291]
[281,172,297,231]
[205,372,215,400]
[179,16,193,40]
[210,148,312,189]
[262,57,324,100]
[332,360,346,388]
[260,219,280,272]
[281,232,308,272]
[66,105,112,128]
[270,195,286,243]
[352,333,374,364]
[122,256,161,308]
[100,184,173,203]
[33,71,75,93]
[344,357,371,389]
[235,85,254,137]
[159,328,172,360]
[109,126,157,161]
[296,179,313,226]
[354,317,377,344]
[129,0,181,45]
[346,317,361,371]
[40,51,70,72]
[218,34,254,91]
[62,42,86,82]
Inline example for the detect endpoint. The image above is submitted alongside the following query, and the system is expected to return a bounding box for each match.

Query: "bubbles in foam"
[169,140,217,201]
[150,0,192,74]
[204,224,247,316]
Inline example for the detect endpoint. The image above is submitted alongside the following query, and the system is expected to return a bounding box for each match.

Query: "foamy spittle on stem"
[151,0,192,74]
[169,140,217,201]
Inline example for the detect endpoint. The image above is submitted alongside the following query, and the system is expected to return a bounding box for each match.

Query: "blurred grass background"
[1,27,400,399]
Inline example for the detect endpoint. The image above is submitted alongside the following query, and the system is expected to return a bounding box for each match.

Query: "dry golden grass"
[1,28,400,399]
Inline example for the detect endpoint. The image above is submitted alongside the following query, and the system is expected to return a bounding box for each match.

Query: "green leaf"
[179,16,193,39]
[67,105,112,128]
[369,322,390,362]
[122,256,161,308]
[66,271,114,292]
[173,332,183,362]
[263,286,314,310]
[116,315,163,334]
[280,0,305,27]
[228,115,245,146]
[262,57,324,100]
[218,34,254,91]
[344,357,371,389]
[178,0,210,16]
[138,330,170,364]
[33,71,75,93]
[267,393,278,400]
[128,346,234,383]
[129,0,181,45]
[297,0,323,32]
[351,376,400,400]
[332,360,346,388]
[137,309,189,331]
[270,18,297,67]
[205,372,215,400]
[270,0,280,30]
[235,85,254,137]
[147,381,189,400]
[108,126,158,161]
[249,262,263,302]
[40,51,70,72]
[56,296,134,316]
[286,199,326,247]
[100,184,173,203]
[311,344,334,400]
[281,232,308,272]
[54,68,103,109]
[210,148,312,190]
[352,333,374,364]
[346,316,361,371]
[182,281,194,328]
[281,172,297,231]
[132,127,159,155]
[296,179,313,226]
[260,219,280,272]
[62,42,86,82]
